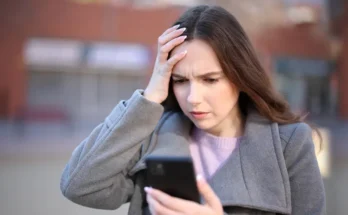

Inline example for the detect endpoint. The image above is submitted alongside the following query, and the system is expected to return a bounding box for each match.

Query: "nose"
[187,83,201,105]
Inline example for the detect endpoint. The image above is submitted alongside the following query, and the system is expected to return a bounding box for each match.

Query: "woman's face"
[171,39,240,136]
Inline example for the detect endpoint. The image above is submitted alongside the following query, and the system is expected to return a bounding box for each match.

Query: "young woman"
[60,5,326,215]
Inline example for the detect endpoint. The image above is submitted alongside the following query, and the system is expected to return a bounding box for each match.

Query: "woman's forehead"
[172,40,221,75]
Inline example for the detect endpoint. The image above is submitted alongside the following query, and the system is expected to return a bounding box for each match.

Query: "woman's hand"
[144,24,187,104]
[145,175,224,215]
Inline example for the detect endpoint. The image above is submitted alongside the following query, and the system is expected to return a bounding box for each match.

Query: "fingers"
[159,36,186,57]
[147,193,182,215]
[158,27,186,47]
[196,175,222,211]
[145,187,199,214]
[166,50,187,70]
[157,27,186,62]
[162,24,180,36]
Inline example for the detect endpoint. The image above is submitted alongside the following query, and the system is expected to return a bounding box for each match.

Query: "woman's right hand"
[144,25,188,104]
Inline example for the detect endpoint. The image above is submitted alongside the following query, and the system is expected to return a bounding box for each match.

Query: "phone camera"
[150,163,165,175]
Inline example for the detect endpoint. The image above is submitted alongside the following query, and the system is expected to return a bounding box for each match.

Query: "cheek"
[209,82,239,106]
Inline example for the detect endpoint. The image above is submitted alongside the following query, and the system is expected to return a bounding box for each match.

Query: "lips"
[189,111,209,119]
[190,111,207,114]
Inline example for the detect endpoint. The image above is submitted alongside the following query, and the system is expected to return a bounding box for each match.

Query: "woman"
[60,5,326,215]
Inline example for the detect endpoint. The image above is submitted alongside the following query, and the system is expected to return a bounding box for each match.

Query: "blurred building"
[329,0,348,120]
[1,0,348,124]
[0,0,185,123]
[218,0,342,119]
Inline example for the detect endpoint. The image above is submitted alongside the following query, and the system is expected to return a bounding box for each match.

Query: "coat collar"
[147,110,291,214]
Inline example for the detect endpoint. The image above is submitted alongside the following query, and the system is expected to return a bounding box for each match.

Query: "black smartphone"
[145,155,201,203]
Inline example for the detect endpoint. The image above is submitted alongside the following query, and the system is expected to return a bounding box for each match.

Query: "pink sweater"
[189,126,241,179]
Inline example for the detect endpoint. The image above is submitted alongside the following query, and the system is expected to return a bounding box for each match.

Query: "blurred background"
[0,0,347,214]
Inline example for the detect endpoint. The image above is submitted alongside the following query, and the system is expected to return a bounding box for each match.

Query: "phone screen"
[145,155,201,203]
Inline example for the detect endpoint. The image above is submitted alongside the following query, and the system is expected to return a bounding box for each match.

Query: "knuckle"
[166,60,174,67]
[171,56,179,63]
[160,196,169,205]
[158,37,165,45]
[159,46,167,53]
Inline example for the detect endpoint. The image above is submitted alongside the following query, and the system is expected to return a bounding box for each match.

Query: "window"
[274,57,337,116]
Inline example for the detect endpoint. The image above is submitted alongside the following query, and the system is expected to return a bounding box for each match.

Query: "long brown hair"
[164,5,304,125]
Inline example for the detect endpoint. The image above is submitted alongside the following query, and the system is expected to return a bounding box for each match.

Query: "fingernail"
[173,24,180,29]
[181,35,187,40]
[182,50,188,55]
[196,174,203,181]
[180,27,186,31]
[144,186,152,193]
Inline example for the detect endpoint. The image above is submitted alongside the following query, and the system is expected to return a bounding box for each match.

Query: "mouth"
[189,111,209,119]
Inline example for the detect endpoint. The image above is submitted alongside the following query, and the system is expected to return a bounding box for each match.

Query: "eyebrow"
[171,71,223,79]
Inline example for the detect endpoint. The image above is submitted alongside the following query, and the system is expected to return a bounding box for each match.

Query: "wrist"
[143,90,161,104]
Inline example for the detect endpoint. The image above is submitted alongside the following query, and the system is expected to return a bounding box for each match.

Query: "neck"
[206,106,245,137]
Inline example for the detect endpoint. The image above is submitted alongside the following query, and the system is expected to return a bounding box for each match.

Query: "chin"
[192,120,215,131]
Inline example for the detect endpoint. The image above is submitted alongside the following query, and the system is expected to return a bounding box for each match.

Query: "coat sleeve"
[60,90,164,210]
[283,123,326,215]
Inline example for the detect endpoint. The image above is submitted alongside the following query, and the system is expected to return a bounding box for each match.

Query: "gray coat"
[60,90,326,215]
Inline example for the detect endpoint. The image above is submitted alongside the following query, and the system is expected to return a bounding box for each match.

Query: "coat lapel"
[146,111,291,214]
[147,112,192,157]
[208,111,291,214]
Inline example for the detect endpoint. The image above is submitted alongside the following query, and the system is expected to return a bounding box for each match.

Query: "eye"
[173,79,187,84]
[204,78,218,84]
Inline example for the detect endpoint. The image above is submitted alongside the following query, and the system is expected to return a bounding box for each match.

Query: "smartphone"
[145,155,201,203]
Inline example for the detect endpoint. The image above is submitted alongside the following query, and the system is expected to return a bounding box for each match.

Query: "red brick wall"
[338,29,348,118]
[1,0,347,119]
[256,24,331,59]
[0,0,28,118]
[0,0,184,118]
